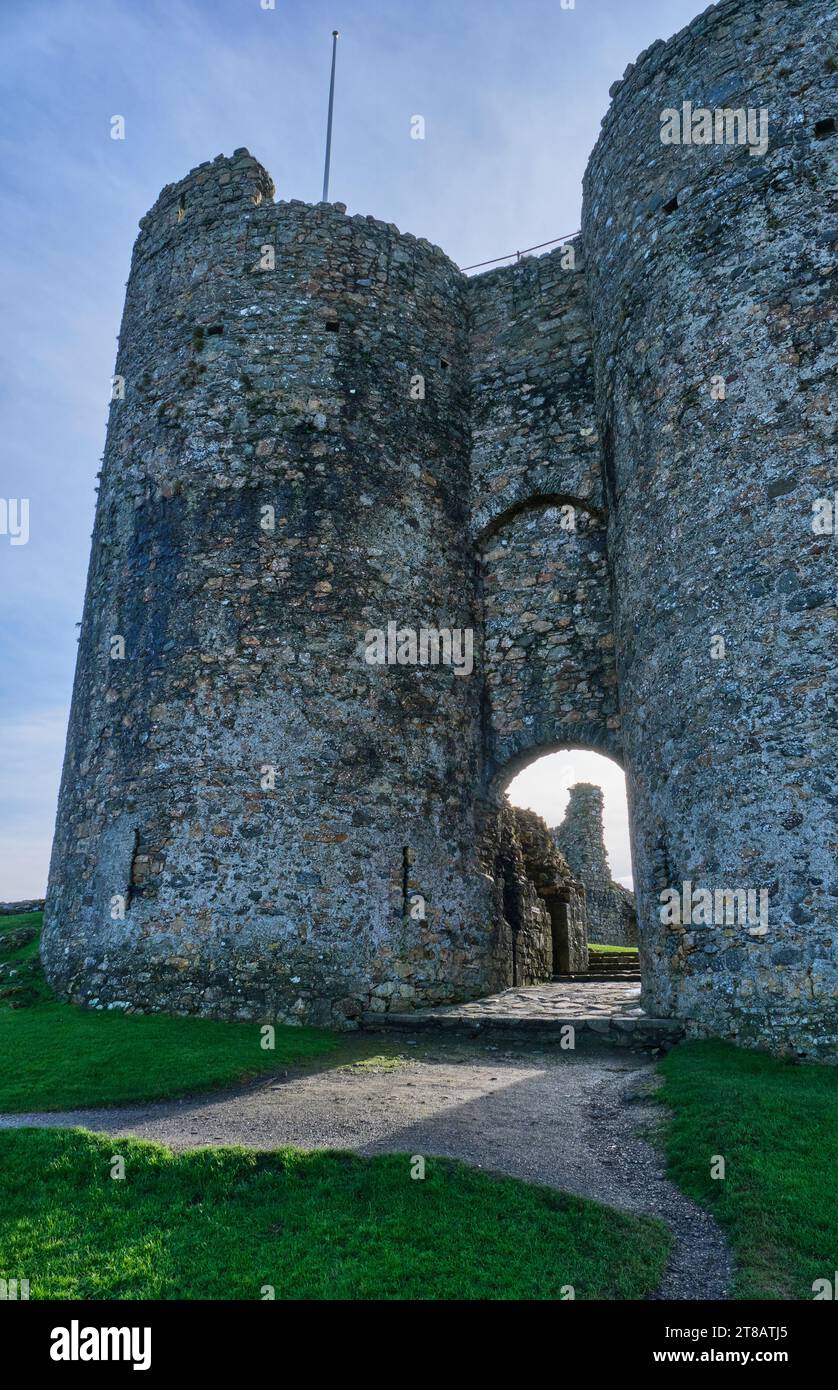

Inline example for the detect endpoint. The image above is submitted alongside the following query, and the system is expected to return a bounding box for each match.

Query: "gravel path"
[0,1034,731,1300]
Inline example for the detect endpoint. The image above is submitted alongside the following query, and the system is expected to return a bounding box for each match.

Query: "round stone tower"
[583,0,837,1051]
[42,150,495,1024]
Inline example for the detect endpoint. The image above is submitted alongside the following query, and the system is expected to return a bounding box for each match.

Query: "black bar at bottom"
[3,1298,832,1376]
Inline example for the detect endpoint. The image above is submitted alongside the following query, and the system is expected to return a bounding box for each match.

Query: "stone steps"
[362,1009,683,1050]
[555,970,641,983]
[583,954,641,981]
[588,952,639,967]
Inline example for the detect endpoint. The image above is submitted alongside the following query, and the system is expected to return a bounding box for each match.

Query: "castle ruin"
[43,0,837,1056]
[553,783,638,948]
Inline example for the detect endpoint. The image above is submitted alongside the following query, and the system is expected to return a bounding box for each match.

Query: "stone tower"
[554,784,612,887]
[41,155,503,1026]
[582,0,837,1050]
[44,0,837,1055]
[552,784,637,947]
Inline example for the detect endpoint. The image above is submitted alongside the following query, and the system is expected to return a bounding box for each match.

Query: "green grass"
[0,911,53,1007]
[0,912,337,1112]
[0,1127,671,1300]
[658,1040,838,1300]
[0,1002,339,1113]
[588,943,638,955]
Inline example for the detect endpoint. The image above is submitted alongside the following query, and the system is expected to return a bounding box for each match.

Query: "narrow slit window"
[401,846,411,919]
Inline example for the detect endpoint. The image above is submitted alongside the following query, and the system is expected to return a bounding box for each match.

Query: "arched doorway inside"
[495,747,639,987]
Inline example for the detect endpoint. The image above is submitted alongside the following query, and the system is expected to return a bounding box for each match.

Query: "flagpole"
[322,30,340,202]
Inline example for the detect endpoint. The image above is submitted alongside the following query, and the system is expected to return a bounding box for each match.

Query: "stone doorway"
[549,896,573,975]
[498,747,639,990]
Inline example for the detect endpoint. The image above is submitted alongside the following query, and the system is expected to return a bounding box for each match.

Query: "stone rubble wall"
[581,885,638,949]
[513,807,589,974]
[468,245,605,533]
[583,0,837,1053]
[479,506,620,779]
[43,151,497,1026]
[469,247,621,777]
[480,801,588,984]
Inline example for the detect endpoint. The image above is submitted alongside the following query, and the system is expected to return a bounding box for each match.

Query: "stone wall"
[480,802,588,984]
[478,506,620,780]
[552,783,637,946]
[513,808,589,975]
[583,0,837,1052]
[469,245,621,777]
[468,244,604,532]
[43,151,496,1026]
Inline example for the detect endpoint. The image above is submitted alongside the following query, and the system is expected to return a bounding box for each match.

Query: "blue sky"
[0,0,705,896]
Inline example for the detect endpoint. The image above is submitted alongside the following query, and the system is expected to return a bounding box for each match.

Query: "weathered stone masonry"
[470,250,621,779]
[481,804,588,987]
[583,0,837,1052]
[553,783,637,947]
[44,0,836,1056]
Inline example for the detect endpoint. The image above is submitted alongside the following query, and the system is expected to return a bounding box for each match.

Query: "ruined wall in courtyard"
[480,802,588,984]
[553,783,637,946]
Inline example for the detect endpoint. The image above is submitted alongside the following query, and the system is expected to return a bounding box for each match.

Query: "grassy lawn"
[0,911,52,1008]
[658,1040,838,1300]
[0,911,337,1112]
[0,1002,339,1113]
[0,1127,671,1300]
[588,943,638,954]
[7,912,834,1301]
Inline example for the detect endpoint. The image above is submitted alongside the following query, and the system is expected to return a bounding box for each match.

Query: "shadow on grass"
[0,1126,671,1299]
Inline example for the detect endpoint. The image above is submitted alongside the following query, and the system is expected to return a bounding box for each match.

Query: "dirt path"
[0,1034,732,1299]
